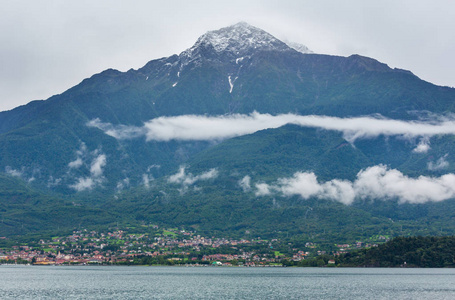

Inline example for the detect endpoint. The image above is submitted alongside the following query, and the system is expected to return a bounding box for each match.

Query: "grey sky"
[1,0,454,112]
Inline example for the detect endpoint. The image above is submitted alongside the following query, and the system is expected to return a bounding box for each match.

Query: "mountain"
[1,22,455,240]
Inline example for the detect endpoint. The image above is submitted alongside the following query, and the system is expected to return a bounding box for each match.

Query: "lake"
[1,265,454,299]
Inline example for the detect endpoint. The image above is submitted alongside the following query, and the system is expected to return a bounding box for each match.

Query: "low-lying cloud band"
[88,112,455,143]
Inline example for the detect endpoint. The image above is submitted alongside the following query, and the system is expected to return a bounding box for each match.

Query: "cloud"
[254,165,455,205]
[147,164,161,172]
[141,165,159,189]
[116,178,130,192]
[168,166,218,186]
[320,180,356,205]
[68,157,83,169]
[68,143,87,169]
[87,118,146,140]
[354,165,455,204]
[47,176,62,188]
[90,154,106,177]
[4,166,40,183]
[428,155,449,171]
[142,174,154,189]
[70,177,96,192]
[168,166,187,184]
[275,172,355,205]
[413,137,431,153]
[277,172,322,199]
[69,153,107,191]
[255,183,272,196]
[239,175,251,192]
[88,112,455,143]
[5,166,24,178]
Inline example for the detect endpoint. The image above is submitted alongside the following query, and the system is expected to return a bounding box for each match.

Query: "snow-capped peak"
[178,22,314,69]
[181,22,291,61]
[198,22,289,53]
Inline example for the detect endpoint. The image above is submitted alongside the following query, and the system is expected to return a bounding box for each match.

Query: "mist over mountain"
[1,23,455,239]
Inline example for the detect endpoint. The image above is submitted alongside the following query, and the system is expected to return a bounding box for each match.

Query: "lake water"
[1,265,454,299]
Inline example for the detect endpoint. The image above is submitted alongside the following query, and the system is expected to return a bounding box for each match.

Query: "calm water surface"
[1,265,455,299]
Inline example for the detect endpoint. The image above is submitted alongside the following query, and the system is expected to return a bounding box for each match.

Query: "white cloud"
[413,137,431,153]
[168,166,218,187]
[140,164,160,188]
[116,178,130,192]
[88,112,455,143]
[5,166,39,183]
[87,118,146,140]
[71,177,95,192]
[5,166,23,178]
[196,168,219,181]
[47,176,62,188]
[278,172,322,199]
[68,143,88,169]
[147,164,161,172]
[355,165,455,204]
[255,183,272,196]
[275,172,356,205]
[142,174,154,189]
[144,112,288,141]
[90,154,106,177]
[68,157,83,169]
[254,165,455,205]
[168,166,186,184]
[428,155,449,171]
[239,175,251,192]
[69,153,107,192]
[320,179,356,205]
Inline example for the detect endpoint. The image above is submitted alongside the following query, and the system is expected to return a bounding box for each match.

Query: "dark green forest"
[297,236,455,267]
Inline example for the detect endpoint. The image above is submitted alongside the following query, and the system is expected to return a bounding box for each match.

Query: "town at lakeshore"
[0,225,386,266]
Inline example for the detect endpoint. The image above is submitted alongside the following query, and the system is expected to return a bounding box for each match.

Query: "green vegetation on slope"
[0,175,118,236]
[325,236,455,267]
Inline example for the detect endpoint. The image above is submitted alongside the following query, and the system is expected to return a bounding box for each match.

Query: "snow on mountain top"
[286,42,313,54]
[179,22,312,67]
[181,23,287,59]
[197,22,289,53]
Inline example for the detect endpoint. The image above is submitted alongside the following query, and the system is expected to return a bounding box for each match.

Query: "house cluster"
[0,227,296,265]
[0,227,384,265]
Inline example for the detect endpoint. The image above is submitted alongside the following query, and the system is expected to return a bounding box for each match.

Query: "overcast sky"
[1,0,454,112]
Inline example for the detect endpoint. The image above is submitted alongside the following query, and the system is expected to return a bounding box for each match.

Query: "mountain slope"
[188,125,371,181]
[0,174,117,236]
[0,22,455,240]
